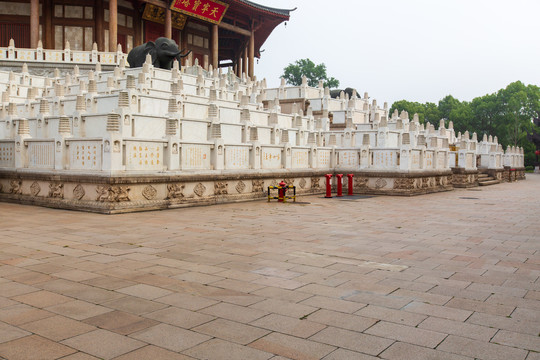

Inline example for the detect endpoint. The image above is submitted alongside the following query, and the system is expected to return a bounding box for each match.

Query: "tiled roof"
[233,0,295,17]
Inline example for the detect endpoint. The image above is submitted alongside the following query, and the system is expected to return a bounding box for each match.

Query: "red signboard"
[170,0,229,25]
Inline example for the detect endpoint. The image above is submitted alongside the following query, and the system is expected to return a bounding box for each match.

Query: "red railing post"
[325,174,332,198]
[336,174,343,197]
[347,174,354,195]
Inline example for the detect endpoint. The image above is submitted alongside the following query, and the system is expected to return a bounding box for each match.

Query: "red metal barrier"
[336,174,343,197]
[347,174,354,195]
[325,174,332,198]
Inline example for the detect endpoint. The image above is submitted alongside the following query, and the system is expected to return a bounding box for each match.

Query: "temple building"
[0,0,292,77]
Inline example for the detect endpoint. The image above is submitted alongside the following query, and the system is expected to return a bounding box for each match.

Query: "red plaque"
[170,0,229,25]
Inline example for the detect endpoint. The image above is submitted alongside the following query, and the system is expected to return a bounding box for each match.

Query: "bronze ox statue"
[127,37,191,70]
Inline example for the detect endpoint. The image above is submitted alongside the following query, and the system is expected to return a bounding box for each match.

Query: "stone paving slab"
[0,175,539,359]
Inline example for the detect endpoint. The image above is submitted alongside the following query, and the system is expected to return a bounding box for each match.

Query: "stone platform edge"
[0,168,475,214]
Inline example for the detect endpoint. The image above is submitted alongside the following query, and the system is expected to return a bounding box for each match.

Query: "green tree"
[424,102,442,124]
[469,93,500,140]
[496,82,540,147]
[448,101,474,135]
[389,100,438,123]
[438,95,461,121]
[282,58,339,88]
[390,81,540,167]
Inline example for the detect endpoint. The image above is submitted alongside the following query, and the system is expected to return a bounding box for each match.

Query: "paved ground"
[0,175,539,360]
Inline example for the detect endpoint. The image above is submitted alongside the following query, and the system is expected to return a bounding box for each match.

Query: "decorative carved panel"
[393,178,415,190]
[48,183,64,199]
[374,178,387,189]
[96,186,130,202]
[193,183,206,197]
[167,183,185,199]
[73,184,85,200]
[252,180,264,193]
[214,182,228,195]
[235,181,246,193]
[354,177,368,188]
[142,185,157,200]
[9,180,22,194]
[30,181,41,196]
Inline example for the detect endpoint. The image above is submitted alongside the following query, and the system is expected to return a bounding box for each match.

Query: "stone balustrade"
[0,54,525,213]
[0,39,127,76]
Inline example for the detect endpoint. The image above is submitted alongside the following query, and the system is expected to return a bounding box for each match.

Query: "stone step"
[478,173,490,178]
[479,179,500,186]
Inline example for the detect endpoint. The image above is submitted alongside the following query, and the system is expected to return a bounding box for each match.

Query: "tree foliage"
[389,100,441,124]
[390,81,540,166]
[282,58,339,88]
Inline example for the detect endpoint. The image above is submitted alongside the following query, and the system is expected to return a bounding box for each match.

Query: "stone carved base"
[0,168,521,214]
[0,170,327,214]
[481,167,525,183]
[451,168,479,188]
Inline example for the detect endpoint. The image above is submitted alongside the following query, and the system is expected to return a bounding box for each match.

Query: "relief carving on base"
[235,181,246,194]
[283,178,295,186]
[393,178,415,190]
[9,180,22,194]
[311,177,320,189]
[422,177,435,188]
[374,178,387,189]
[142,185,157,200]
[73,184,85,200]
[48,183,64,199]
[30,181,41,196]
[193,183,206,197]
[354,177,368,189]
[298,178,306,189]
[452,175,467,185]
[214,182,228,195]
[442,176,449,186]
[252,180,264,193]
[167,183,185,199]
[96,185,130,202]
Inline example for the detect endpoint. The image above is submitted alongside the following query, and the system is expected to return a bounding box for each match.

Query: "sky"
[255,0,540,107]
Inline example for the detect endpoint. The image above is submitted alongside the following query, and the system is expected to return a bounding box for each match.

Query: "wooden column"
[242,46,248,76]
[181,29,188,66]
[43,0,52,48]
[134,8,142,46]
[248,30,254,78]
[30,0,39,48]
[165,8,172,39]
[109,0,118,51]
[212,24,218,69]
[95,0,104,51]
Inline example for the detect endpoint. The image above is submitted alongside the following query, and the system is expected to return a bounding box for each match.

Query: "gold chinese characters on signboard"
[170,0,229,25]
[143,4,187,30]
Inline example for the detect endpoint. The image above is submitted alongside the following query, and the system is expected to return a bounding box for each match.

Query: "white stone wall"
[0,52,517,177]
